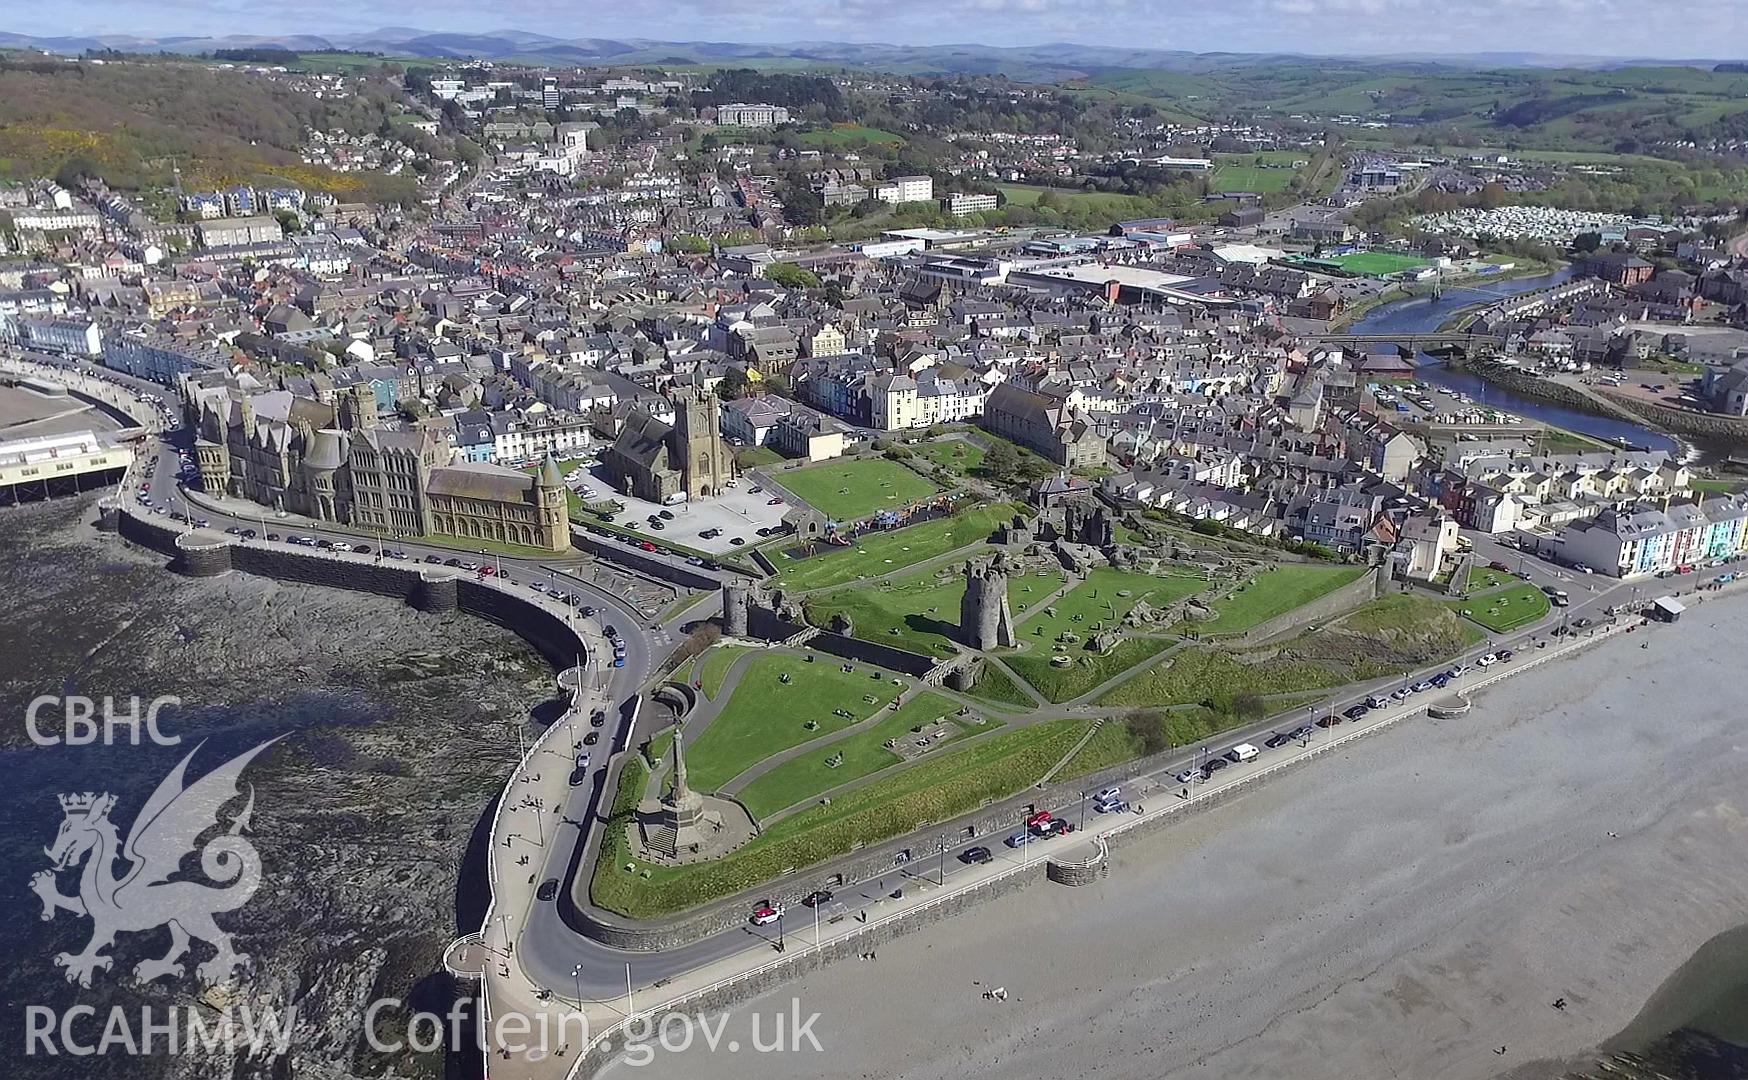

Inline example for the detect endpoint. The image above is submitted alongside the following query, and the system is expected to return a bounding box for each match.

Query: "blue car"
[612,657,625,668]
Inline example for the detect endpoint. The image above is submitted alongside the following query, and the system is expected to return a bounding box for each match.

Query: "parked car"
[582,731,599,746]
[750,904,783,926]
[1489,560,1511,572]
[1095,787,1121,803]
[1005,830,1036,848]
[537,879,559,902]
[960,846,993,865]
[1175,768,1201,783]
[802,890,834,908]
[1095,799,1129,814]
[1343,704,1369,720]
[1264,732,1294,749]
[1477,653,1499,667]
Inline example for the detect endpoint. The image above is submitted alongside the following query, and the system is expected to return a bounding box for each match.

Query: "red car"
[639,541,657,552]
[479,566,496,576]
[1025,810,1053,829]
[750,904,782,925]
[1489,560,1510,572]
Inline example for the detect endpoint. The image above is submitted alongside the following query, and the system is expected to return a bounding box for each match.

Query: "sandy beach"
[606,589,1748,1080]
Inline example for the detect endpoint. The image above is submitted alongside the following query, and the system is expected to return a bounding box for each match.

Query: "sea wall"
[117,509,585,670]
[1594,388,1748,442]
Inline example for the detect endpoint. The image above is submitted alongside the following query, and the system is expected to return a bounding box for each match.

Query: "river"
[1348,268,1687,456]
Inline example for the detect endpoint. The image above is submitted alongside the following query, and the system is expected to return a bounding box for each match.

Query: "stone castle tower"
[959,553,1016,650]
[673,388,733,499]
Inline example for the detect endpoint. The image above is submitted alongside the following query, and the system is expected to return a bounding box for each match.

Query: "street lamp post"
[572,963,584,1009]
[937,832,947,886]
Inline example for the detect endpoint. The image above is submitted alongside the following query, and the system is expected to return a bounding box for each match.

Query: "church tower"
[673,388,732,498]
[534,455,569,551]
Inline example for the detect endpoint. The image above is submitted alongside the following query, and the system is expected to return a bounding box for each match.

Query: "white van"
[1226,743,1260,763]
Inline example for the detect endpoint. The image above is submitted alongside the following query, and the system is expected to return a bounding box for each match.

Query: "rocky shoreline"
[0,496,555,1079]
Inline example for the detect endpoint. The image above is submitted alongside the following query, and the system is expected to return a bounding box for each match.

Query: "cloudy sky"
[10,0,1748,60]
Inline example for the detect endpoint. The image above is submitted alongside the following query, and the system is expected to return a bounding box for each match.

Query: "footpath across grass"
[695,644,753,699]
[733,692,970,819]
[1195,564,1367,636]
[774,456,939,522]
[591,718,1093,918]
[684,653,902,792]
[775,502,1019,591]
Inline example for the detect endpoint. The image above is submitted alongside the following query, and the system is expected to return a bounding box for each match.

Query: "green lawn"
[966,660,1036,708]
[1462,566,1516,593]
[1015,568,1205,647]
[803,565,1064,657]
[1210,164,1297,193]
[1005,637,1175,704]
[695,644,753,699]
[999,568,1208,703]
[1325,252,1434,277]
[733,692,969,818]
[775,502,1019,591]
[914,438,985,477]
[1452,583,1551,633]
[1196,565,1368,636]
[591,718,1092,918]
[684,653,902,792]
[1691,477,1747,495]
[775,456,940,522]
[800,124,905,149]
